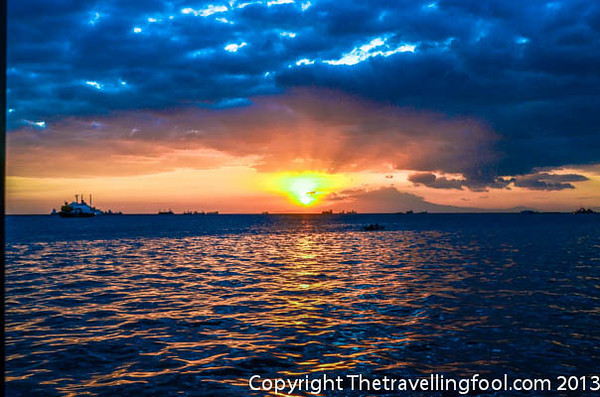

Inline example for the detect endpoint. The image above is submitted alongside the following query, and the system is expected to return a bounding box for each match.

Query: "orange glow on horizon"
[4,166,600,214]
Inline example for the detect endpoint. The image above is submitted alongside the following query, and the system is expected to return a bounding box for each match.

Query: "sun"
[288,175,319,205]
[266,172,345,207]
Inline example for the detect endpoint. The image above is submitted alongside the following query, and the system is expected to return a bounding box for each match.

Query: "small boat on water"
[363,223,385,231]
[158,210,175,215]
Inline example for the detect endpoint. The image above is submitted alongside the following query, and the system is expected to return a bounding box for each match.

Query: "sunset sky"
[6,0,600,213]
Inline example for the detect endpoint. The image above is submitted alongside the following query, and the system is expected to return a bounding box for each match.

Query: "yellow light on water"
[265,172,345,207]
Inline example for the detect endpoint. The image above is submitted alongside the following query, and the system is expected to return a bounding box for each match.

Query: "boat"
[363,224,386,231]
[181,210,218,215]
[573,207,597,214]
[158,209,175,215]
[103,209,123,215]
[58,194,102,218]
[184,210,200,215]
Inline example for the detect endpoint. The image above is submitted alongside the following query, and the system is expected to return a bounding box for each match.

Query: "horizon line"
[5,211,594,216]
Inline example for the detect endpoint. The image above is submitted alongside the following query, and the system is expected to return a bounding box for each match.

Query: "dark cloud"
[408,173,465,190]
[7,0,600,180]
[511,172,589,191]
[408,171,589,191]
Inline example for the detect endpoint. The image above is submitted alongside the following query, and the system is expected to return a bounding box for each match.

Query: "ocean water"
[5,214,600,396]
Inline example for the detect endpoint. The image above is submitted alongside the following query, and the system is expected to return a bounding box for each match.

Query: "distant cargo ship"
[182,210,219,215]
[158,209,175,215]
[321,210,357,215]
[573,207,597,214]
[103,209,123,215]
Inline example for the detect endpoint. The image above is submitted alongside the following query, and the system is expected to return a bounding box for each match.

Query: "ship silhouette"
[58,194,102,218]
[573,207,597,214]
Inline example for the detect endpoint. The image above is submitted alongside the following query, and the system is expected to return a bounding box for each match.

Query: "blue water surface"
[5,214,600,395]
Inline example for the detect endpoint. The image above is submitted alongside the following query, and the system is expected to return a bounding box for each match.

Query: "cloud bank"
[7,89,497,181]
